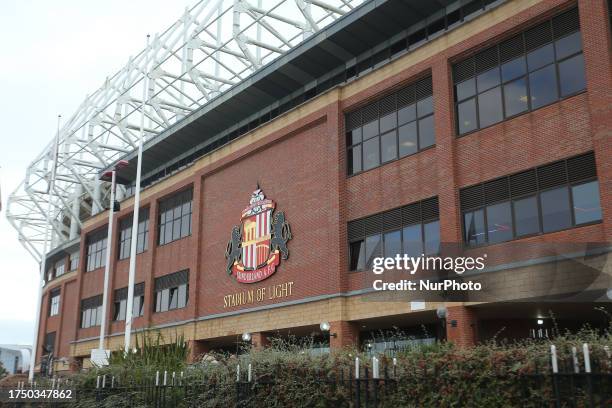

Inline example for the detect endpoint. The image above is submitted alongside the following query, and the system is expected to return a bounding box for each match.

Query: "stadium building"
[11,0,612,373]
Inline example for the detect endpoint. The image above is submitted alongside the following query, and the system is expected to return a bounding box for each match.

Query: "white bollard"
[248,364,252,382]
[550,345,558,373]
[571,347,579,373]
[155,370,159,386]
[96,376,100,389]
[163,370,167,386]
[111,376,115,388]
[372,357,380,379]
[172,371,176,386]
[355,357,360,379]
[102,374,106,388]
[180,371,184,385]
[583,343,591,373]
[236,364,240,382]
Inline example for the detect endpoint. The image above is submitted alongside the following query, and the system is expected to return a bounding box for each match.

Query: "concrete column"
[329,321,359,350]
[445,305,478,347]
[250,332,269,350]
[187,340,209,363]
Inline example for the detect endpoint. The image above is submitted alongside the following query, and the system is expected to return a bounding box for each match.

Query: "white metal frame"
[6,0,363,261]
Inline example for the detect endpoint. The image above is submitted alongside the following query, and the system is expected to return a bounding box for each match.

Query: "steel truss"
[6,0,363,262]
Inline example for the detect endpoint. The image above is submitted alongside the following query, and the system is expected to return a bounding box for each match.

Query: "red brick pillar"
[330,321,359,350]
[250,332,269,350]
[445,306,477,347]
[578,0,612,242]
[187,340,209,363]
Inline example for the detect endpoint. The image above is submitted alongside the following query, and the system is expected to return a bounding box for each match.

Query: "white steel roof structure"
[6,0,364,262]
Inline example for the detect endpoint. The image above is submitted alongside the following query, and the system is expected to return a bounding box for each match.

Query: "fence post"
[550,344,561,408]
[583,343,594,408]
[372,357,379,407]
[355,357,360,408]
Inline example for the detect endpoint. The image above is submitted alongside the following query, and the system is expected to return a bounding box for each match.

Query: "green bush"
[67,321,612,407]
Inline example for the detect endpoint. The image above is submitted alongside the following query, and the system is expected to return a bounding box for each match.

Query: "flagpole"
[29,114,61,382]
[124,35,150,353]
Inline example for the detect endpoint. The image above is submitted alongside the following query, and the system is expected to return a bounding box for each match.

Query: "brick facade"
[35,0,612,370]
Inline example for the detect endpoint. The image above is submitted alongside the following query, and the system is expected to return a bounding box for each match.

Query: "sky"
[0,0,196,345]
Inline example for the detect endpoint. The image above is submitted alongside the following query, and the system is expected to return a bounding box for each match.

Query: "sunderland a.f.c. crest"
[225,187,291,283]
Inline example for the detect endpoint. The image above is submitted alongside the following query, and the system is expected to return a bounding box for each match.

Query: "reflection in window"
[461,153,601,246]
[348,197,439,271]
[571,181,602,225]
[454,8,585,135]
[346,77,434,175]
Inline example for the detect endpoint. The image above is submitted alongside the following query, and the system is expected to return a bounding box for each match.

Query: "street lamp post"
[93,160,128,365]
[124,35,150,353]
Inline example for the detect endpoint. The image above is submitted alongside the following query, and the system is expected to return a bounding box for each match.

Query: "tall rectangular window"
[43,332,56,355]
[49,288,60,317]
[453,8,585,135]
[80,295,103,328]
[113,283,145,321]
[460,152,601,246]
[154,270,189,312]
[118,208,150,259]
[69,251,79,271]
[54,260,65,277]
[346,76,434,175]
[86,229,107,272]
[158,189,193,245]
[348,197,440,271]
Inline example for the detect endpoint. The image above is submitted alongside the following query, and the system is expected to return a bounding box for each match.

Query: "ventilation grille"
[552,8,580,38]
[155,270,189,291]
[346,77,432,128]
[454,7,580,85]
[484,177,510,204]
[81,295,103,310]
[114,282,145,300]
[567,152,596,182]
[461,152,597,210]
[509,169,537,197]
[460,185,485,211]
[348,197,439,240]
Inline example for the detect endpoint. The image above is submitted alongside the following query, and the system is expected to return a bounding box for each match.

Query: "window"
[158,189,193,245]
[154,270,189,312]
[453,8,585,135]
[55,260,65,277]
[80,295,103,328]
[348,197,440,271]
[460,152,601,246]
[86,229,107,272]
[49,288,60,317]
[113,283,145,321]
[69,251,79,271]
[346,77,434,175]
[43,332,56,355]
[118,208,150,259]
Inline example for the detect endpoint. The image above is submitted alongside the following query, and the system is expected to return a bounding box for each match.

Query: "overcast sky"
[0,0,196,345]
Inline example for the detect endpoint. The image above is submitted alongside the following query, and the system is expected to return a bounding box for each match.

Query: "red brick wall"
[37,0,612,358]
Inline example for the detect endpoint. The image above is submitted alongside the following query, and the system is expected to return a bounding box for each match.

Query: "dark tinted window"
[453,8,585,135]
[346,77,434,175]
[460,152,601,246]
[348,197,439,271]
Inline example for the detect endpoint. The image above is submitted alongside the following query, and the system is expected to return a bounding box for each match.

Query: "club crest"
[225,187,291,283]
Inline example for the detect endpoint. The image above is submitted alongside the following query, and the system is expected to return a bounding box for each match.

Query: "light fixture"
[241,332,252,342]
[537,319,544,325]
[436,307,447,319]
[319,321,337,338]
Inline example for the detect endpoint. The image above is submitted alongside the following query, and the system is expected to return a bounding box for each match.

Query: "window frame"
[49,290,60,317]
[86,229,108,272]
[348,198,440,272]
[118,208,150,260]
[346,77,435,177]
[153,270,189,313]
[453,9,586,137]
[460,157,602,249]
[157,189,193,246]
